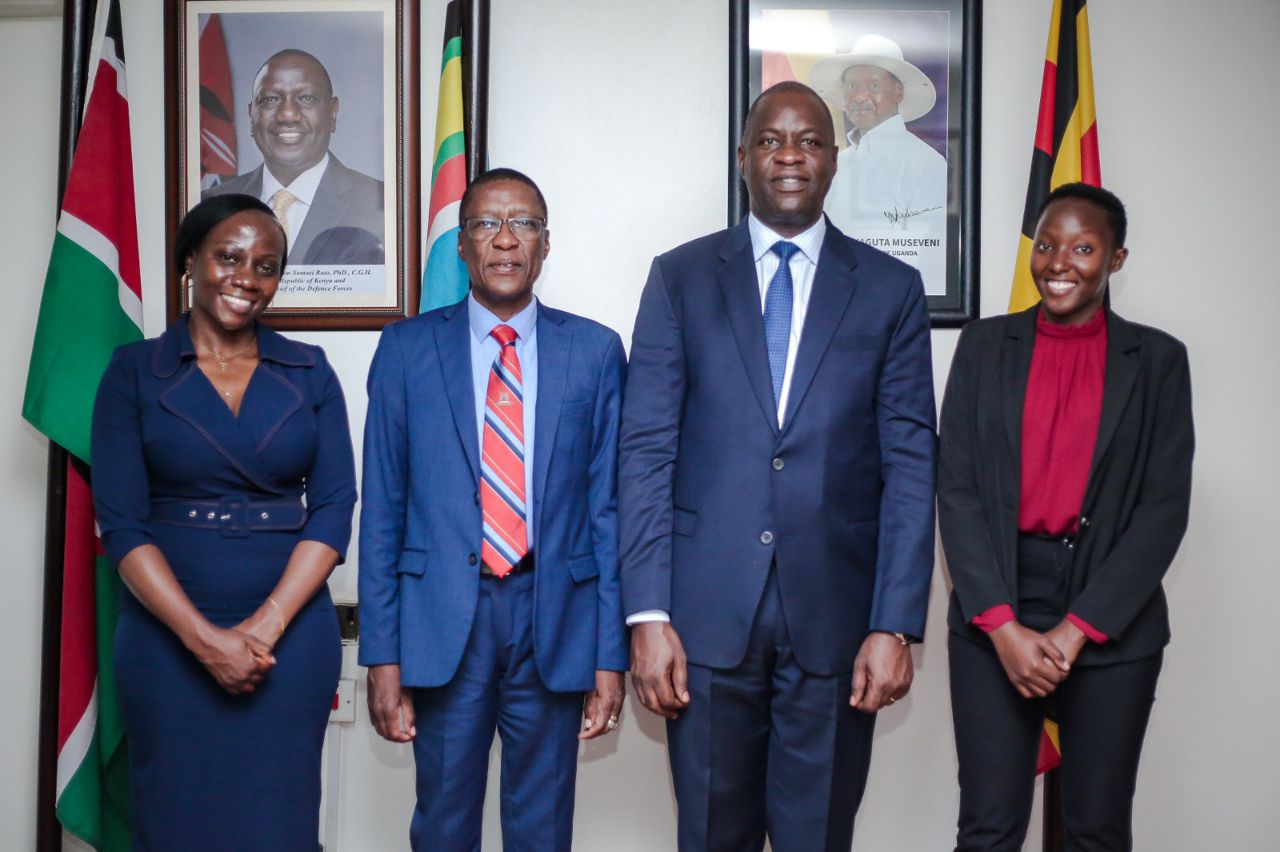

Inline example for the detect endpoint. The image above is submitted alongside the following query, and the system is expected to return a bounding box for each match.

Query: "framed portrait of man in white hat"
[730,0,979,325]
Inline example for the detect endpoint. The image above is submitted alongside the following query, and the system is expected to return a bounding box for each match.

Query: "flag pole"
[37,2,100,848]
[461,0,489,182]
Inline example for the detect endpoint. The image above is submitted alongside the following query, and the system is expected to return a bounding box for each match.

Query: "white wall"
[4,0,1279,849]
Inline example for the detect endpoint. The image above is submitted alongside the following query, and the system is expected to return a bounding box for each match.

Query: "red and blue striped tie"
[480,324,528,577]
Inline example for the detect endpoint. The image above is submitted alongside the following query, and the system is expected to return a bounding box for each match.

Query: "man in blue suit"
[621,82,937,850]
[359,168,627,851]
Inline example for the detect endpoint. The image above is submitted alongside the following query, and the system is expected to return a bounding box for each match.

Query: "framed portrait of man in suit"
[166,0,420,329]
[731,0,980,325]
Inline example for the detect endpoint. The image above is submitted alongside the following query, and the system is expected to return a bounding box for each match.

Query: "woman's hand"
[235,606,282,654]
[1043,618,1089,669]
[580,670,626,740]
[190,624,276,695]
[989,621,1071,699]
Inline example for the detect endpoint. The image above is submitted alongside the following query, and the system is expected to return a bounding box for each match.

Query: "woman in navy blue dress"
[91,194,356,851]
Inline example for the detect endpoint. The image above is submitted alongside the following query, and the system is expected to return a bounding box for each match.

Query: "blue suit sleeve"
[358,324,411,666]
[91,348,156,566]
[299,348,357,561]
[619,257,686,616]
[589,332,630,671]
[869,272,938,639]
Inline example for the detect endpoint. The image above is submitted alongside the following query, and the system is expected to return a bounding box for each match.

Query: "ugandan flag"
[23,1,140,847]
[421,0,469,312]
[1009,0,1100,312]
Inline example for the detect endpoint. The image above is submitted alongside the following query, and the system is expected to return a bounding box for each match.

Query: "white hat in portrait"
[809,34,937,122]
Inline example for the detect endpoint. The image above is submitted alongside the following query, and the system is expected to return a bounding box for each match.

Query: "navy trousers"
[409,571,584,852]
[667,568,877,852]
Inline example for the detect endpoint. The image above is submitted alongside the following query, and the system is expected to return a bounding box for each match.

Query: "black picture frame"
[165,0,420,330]
[730,0,980,326]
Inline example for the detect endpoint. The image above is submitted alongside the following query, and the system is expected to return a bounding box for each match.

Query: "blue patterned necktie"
[763,240,799,407]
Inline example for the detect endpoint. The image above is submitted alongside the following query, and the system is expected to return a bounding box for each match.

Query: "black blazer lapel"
[716,225,779,434]
[1001,307,1038,468]
[1086,311,1142,493]
[435,302,480,482]
[532,310,571,528]
[781,229,859,430]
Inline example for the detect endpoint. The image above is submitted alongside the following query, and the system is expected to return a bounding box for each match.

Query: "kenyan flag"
[22,1,140,848]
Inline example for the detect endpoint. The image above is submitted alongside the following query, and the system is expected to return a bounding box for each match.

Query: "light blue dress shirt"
[469,293,538,548]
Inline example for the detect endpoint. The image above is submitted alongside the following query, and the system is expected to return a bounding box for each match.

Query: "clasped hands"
[188,610,278,696]
[630,622,915,718]
[988,618,1088,699]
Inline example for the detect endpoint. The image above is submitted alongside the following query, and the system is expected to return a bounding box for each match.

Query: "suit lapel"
[532,310,570,529]
[781,230,859,430]
[293,157,349,262]
[1001,308,1037,468]
[436,302,480,482]
[1087,311,1141,485]
[717,225,779,434]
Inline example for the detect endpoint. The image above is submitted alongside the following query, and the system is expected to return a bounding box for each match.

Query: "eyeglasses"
[461,216,548,241]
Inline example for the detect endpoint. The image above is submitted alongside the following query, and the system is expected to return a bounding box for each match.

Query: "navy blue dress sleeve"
[91,345,156,566]
[298,347,358,561]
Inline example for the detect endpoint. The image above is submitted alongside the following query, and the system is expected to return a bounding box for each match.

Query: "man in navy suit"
[359,168,627,851]
[621,82,937,850]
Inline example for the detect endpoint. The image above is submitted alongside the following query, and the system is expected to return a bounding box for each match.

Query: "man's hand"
[1043,618,1088,669]
[630,622,690,719]
[367,663,415,743]
[850,631,914,713]
[989,621,1071,699]
[581,670,626,740]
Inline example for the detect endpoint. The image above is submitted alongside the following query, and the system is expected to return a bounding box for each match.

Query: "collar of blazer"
[1000,304,1144,499]
[716,217,862,435]
[151,313,316,378]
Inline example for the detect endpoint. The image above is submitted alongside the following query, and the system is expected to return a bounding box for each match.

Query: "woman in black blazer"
[938,183,1193,852]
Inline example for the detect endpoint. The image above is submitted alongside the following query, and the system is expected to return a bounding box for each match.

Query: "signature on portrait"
[883,206,943,226]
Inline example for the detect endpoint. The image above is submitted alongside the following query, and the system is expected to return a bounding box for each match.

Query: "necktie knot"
[491,324,518,347]
[770,240,800,263]
[269,189,298,232]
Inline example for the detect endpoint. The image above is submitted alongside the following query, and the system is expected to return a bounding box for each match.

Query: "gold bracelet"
[266,596,285,637]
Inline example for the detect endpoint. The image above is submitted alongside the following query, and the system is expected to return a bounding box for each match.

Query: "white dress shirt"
[260,153,329,252]
[469,293,539,549]
[825,113,947,233]
[626,214,826,625]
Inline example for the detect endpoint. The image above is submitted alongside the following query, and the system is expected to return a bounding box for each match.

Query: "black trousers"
[950,535,1164,852]
[667,568,876,852]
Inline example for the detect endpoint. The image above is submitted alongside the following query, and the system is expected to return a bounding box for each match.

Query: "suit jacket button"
[474,491,481,505]
[772,457,785,470]
[468,553,478,565]
[1079,515,1090,528]
[760,531,774,545]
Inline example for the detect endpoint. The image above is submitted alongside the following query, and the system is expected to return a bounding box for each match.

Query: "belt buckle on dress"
[217,495,250,539]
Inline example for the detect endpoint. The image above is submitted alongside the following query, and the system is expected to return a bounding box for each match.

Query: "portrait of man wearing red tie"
[358,168,627,851]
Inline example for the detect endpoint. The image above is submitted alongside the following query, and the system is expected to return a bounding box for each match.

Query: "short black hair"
[173,193,288,276]
[741,81,834,143]
[1037,182,1128,248]
[459,167,548,223]
[253,49,333,98]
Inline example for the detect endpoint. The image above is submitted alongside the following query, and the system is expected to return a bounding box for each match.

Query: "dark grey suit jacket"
[938,306,1194,665]
[205,154,384,265]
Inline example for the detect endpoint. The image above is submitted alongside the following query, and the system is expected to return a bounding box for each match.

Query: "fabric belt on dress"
[149,496,306,539]
[480,550,535,578]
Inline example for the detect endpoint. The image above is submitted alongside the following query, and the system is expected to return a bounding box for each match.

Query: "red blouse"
[972,308,1109,643]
